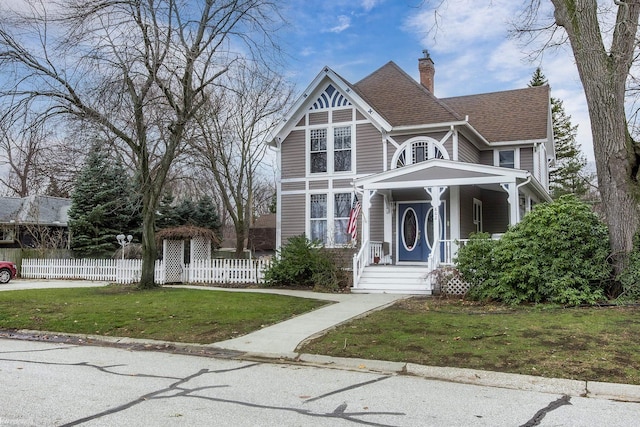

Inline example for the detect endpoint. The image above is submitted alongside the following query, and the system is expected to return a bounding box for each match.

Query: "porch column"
[362,189,371,248]
[500,181,518,226]
[382,191,393,259]
[425,186,447,265]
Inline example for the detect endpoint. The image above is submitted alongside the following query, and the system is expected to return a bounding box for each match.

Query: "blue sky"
[280,0,594,162]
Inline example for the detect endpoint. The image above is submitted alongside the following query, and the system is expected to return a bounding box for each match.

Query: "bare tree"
[0,0,283,287]
[0,110,49,196]
[192,61,291,257]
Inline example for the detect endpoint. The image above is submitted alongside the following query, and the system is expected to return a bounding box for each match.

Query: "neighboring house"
[247,214,276,255]
[269,52,554,294]
[0,195,71,249]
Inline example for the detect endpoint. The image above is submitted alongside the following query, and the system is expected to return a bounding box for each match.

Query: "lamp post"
[116,234,133,260]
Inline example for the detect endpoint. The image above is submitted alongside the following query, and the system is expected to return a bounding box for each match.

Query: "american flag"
[346,196,361,240]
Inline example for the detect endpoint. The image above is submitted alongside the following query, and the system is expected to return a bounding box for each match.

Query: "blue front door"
[398,202,444,263]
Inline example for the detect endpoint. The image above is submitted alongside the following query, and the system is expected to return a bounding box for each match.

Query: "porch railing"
[352,241,369,288]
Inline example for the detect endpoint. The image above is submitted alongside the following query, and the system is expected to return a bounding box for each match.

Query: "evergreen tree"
[156,193,222,239]
[68,144,137,258]
[529,68,588,199]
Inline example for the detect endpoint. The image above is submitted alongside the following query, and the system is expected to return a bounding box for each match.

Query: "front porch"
[350,159,551,294]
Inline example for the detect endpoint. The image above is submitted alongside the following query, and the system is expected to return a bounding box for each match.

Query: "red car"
[0,261,17,284]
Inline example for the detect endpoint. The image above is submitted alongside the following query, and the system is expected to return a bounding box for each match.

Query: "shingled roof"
[442,85,550,143]
[0,195,70,225]
[351,61,550,144]
[354,61,462,127]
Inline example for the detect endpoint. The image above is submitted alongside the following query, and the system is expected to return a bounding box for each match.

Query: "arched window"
[391,137,449,168]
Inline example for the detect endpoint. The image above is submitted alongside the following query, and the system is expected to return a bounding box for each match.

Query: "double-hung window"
[309,126,352,174]
[310,194,327,243]
[333,127,351,172]
[310,129,328,173]
[333,193,352,244]
[309,192,353,246]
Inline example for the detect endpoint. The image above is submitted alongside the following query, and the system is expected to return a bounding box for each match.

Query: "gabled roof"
[0,195,70,226]
[442,86,550,143]
[354,62,462,127]
[269,66,392,146]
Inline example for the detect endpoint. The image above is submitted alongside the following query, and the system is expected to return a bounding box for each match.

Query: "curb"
[245,351,640,403]
[6,329,640,403]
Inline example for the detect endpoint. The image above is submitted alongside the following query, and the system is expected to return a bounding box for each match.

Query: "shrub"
[264,235,351,292]
[617,234,640,301]
[456,196,611,305]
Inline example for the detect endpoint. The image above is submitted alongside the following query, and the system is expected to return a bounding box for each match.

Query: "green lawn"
[299,298,640,385]
[0,286,328,344]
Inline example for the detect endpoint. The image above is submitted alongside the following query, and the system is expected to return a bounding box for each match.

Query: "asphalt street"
[1,338,639,426]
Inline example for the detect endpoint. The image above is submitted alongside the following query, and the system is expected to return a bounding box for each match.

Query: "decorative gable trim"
[269,66,392,147]
[310,84,352,110]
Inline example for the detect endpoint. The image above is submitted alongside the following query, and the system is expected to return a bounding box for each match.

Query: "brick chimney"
[419,50,435,92]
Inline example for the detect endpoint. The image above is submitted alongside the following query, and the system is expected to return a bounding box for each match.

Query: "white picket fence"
[21,258,271,285]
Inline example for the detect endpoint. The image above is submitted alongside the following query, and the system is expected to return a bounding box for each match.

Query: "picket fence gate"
[21,258,271,285]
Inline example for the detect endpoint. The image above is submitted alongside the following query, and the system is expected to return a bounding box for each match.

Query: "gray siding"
[479,150,493,166]
[333,179,352,188]
[458,136,480,163]
[332,109,352,122]
[481,189,509,234]
[356,110,366,121]
[309,111,328,125]
[520,147,534,173]
[356,123,383,174]
[296,116,305,127]
[369,195,384,242]
[459,186,482,238]
[281,182,305,192]
[281,130,306,179]
[281,194,305,243]
[309,180,328,190]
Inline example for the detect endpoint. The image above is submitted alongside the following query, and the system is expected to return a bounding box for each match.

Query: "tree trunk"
[551,0,640,276]
[139,189,159,289]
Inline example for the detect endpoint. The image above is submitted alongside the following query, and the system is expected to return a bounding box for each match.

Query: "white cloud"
[405,0,521,53]
[325,15,351,33]
[361,0,380,12]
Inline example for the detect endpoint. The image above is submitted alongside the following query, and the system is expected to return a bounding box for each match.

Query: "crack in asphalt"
[3,355,405,426]
[520,395,572,427]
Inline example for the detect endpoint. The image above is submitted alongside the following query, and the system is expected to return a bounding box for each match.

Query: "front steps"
[352,265,433,294]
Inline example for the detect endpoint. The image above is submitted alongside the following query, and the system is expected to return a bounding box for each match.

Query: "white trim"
[494,147,520,169]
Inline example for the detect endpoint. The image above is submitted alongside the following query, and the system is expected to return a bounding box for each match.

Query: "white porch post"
[383,192,393,259]
[425,186,447,265]
[362,189,371,252]
[500,181,519,226]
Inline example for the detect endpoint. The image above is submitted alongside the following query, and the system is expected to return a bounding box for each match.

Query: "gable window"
[392,137,449,169]
[310,129,327,173]
[333,127,351,172]
[309,192,354,246]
